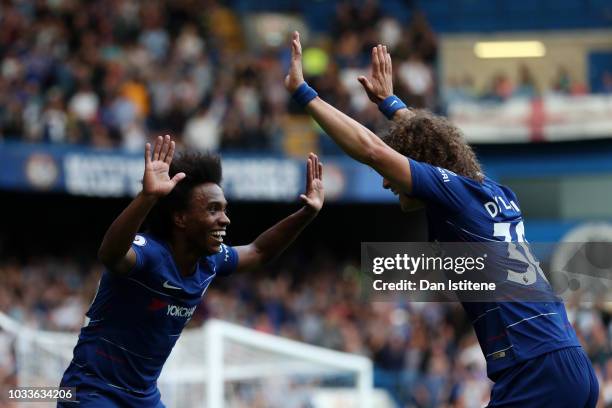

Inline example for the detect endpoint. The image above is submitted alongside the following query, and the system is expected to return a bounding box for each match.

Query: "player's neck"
[166,237,199,277]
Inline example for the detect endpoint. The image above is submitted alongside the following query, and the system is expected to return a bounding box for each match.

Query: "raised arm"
[358,44,414,122]
[284,31,413,193]
[234,153,324,273]
[97,135,185,275]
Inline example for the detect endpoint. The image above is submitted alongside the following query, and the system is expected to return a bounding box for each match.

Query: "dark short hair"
[382,110,484,182]
[147,152,222,240]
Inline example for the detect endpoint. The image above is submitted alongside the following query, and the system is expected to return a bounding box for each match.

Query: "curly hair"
[382,110,484,182]
[147,152,222,240]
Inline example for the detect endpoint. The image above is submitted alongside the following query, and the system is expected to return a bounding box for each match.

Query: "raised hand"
[142,135,186,197]
[300,153,324,213]
[358,44,394,104]
[284,31,305,93]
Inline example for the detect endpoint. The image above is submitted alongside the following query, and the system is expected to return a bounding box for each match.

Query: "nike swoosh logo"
[163,281,182,290]
[390,100,397,106]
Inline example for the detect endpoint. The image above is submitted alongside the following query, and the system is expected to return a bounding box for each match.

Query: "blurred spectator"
[513,64,537,98]
[183,95,226,152]
[550,66,588,96]
[482,73,513,103]
[405,11,438,65]
[69,82,99,124]
[444,75,476,105]
[552,66,573,94]
[397,53,435,108]
[42,88,68,143]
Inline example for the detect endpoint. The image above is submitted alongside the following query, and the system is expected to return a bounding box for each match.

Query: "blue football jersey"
[61,233,238,401]
[408,159,580,378]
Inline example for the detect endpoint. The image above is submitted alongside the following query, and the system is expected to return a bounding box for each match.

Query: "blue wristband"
[378,95,407,119]
[292,82,318,108]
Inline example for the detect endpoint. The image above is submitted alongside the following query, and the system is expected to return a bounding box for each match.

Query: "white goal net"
[0,313,374,407]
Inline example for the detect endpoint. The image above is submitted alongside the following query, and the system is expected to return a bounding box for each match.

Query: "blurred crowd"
[0,0,438,154]
[1,253,611,408]
[444,65,593,105]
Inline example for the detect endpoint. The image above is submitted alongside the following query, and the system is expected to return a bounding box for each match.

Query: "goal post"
[200,319,373,408]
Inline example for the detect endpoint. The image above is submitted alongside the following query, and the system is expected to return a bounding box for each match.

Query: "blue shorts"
[58,361,165,408]
[488,347,599,408]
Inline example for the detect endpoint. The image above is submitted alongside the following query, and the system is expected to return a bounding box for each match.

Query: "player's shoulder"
[132,232,161,248]
[131,233,170,260]
[201,243,238,275]
[437,168,522,217]
[205,244,234,265]
[410,159,481,189]
[481,176,520,202]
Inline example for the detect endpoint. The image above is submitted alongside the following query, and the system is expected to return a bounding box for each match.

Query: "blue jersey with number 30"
[408,159,580,378]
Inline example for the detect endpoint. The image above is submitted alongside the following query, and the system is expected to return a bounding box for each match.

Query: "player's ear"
[173,212,187,229]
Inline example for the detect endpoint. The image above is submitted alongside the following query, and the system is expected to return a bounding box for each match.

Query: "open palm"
[300,153,324,212]
[358,44,394,104]
[284,31,305,93]
[143,135,185,197]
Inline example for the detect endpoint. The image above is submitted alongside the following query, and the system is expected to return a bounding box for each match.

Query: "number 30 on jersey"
[494,221,548,285]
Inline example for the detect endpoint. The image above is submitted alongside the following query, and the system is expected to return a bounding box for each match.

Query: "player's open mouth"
[210,230,226,243]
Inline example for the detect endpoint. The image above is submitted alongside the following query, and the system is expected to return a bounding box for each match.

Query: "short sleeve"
[210,244,239,277]
[409,159,471,212]
[128,234,158,276]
